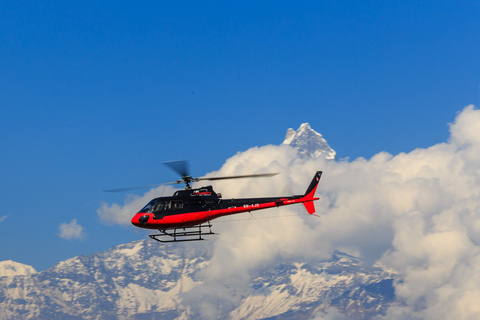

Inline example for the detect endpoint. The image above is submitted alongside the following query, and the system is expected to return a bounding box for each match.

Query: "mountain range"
[0,240,397,320]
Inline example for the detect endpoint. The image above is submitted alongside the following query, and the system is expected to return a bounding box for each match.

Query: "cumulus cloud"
[98,105,480,319]
[97,186,177,225]
[58,219,84,240]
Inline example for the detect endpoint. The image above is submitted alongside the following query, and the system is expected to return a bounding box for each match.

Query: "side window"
[152,200,183,212]
[171,200,183,210]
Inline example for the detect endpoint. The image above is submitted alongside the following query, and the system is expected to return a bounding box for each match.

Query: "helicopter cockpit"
[139,199,184,214]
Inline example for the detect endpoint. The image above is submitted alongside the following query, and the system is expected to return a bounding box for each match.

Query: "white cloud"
[0,215,8,223]
[98,105,480,319]
[97,186,176,225]
[58,219,84,240]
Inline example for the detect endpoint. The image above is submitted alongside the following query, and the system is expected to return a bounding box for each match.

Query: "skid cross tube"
[149,221,216,243]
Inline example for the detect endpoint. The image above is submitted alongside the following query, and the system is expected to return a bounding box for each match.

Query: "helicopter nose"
[131,215,138,226]
[132,213,150,226]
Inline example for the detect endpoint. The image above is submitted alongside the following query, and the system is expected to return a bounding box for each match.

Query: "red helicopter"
[108,161,322,242]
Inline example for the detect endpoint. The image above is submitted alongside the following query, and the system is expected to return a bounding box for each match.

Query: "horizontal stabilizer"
[303,201,316,214]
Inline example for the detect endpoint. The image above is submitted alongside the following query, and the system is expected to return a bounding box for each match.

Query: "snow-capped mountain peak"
[0,260,37,277]
[282,123,336,160]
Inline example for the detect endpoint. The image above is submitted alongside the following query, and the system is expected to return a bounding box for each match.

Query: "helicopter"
[107,161,322,242]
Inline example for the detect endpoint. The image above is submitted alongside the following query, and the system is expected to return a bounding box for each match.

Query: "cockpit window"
[140,199,184,213]
[139,200,157,213]
[171,200,183,210]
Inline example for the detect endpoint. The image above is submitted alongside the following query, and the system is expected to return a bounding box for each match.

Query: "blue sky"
[1,1,479,271]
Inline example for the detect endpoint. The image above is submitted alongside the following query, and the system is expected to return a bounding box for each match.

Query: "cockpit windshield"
[139,199,183,213]
[139,200,157,213]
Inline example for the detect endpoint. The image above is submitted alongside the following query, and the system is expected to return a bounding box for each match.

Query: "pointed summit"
[282,123,336,160]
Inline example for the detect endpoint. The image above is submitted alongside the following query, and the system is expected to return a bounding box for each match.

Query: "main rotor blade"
[198,172,279,181]
[104,184,164,193]
[163,160,190,178]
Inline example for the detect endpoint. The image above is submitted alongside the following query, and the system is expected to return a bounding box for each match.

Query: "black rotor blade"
[163,160,190,178]
[104,183,164,193]
[164,180,187,185]
[104,164,278,192]
[198,172,279,181]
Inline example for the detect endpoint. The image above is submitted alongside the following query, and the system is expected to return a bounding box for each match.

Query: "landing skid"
[149,222,217,243]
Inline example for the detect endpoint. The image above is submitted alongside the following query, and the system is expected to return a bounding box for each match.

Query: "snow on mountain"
[0,240,397,320]
[229,253,396,320]
[0,261,37,277]
[282,123,336,160]
[0,241,207,320]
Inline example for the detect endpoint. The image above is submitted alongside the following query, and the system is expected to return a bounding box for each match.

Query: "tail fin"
[304,171,322,197]
[302,171,322,214]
